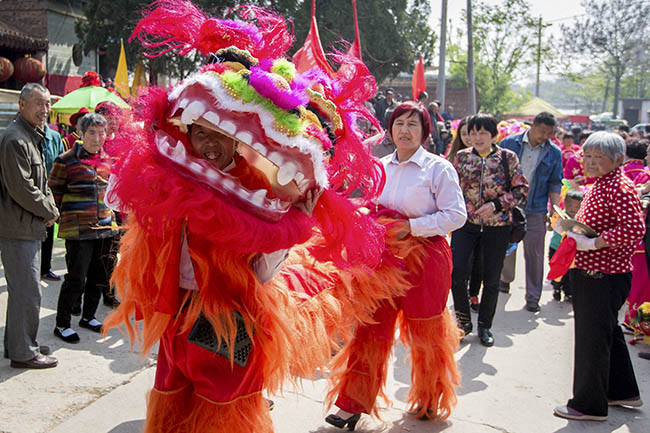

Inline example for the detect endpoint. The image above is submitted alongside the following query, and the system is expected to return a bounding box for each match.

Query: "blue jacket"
[499,132,562,214]
[42,125,65,175]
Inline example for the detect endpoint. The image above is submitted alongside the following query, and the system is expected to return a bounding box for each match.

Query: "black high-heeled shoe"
[325,413,361,431]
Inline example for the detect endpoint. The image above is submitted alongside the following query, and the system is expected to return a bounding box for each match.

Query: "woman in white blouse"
[325,101,467,430]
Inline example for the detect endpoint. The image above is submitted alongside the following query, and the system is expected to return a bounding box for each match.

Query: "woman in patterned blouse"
[554,131,645,422]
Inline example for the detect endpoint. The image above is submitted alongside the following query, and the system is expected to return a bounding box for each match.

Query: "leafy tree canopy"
[561,0,650,117]
[447,0,551,115]
[75,0,436,85]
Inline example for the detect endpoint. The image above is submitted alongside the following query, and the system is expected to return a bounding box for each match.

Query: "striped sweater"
[48,141,117,240]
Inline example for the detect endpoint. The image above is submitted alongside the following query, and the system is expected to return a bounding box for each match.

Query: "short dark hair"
[388,100,431,144]
[467,113,498,138]
[533,112,557,127]
[579,131,592,142]
[625,138,649,160]
[565,189,584,202]
[618,125,630,133]
[80,113,107,134]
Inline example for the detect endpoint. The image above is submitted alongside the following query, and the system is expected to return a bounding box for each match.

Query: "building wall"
[619,98,650,126]
[0,1,48,39]
[379,76,477,119]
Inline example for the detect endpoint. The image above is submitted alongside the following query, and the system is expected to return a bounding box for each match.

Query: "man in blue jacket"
[40,124,65,281]
[499,112,562,312]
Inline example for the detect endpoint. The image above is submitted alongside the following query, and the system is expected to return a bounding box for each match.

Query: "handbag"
[500,152,527,243]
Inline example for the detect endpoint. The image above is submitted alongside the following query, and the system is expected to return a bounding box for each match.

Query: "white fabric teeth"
[181,101,205,125]
[203,111,221,126]
[235,131,253,145]
[267,152,284,167]
[250,189,267,205]
[251,142,267,156]
[277,161,298,186]
[219,121,237,135]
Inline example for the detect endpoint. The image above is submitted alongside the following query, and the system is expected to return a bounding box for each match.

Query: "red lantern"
[0,57,13,82]
[13,56,46,83]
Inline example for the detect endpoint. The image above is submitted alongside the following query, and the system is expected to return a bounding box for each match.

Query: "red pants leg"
[331,300,400,415]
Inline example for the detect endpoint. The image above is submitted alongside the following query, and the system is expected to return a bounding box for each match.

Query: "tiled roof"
[0,18,48,51]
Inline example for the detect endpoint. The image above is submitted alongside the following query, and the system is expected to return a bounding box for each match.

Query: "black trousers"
[568,270,639,416]
[451,223,511,329]
[40,224,54,275]
[468,243,483,297]
[56,237,116,328]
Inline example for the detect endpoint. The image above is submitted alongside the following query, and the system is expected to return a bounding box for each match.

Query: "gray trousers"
[0,236,42,361]
[500,213,547,304]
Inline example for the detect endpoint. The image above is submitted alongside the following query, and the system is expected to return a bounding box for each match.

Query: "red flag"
[412,56,426,101]
[292,2,335,77]
[347,0,362,60]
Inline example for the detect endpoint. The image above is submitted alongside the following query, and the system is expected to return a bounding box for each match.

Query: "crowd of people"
[1,74,649,428]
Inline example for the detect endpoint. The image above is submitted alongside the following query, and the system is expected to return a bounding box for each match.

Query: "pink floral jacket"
[453,146,529,227]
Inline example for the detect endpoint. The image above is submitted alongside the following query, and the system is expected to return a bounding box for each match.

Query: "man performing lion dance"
[105,2,461,432]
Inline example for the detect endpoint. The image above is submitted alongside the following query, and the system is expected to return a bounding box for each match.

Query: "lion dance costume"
[105,2,460,432]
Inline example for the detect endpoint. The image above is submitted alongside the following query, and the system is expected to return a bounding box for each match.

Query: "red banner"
[292,15,334,77]
[412,56,426,101]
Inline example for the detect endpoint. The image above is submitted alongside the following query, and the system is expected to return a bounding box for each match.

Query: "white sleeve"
[250,249,290,284]
[409,163,467,237]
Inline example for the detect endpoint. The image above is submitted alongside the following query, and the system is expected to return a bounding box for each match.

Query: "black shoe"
[10,353,58,369]
[458,321,473,337]
[79,318,103,333]
[525,301,540,313]
[552,288,561,301]
[498,281,510,293]
[54,327,80,343]
[41,270,61,281]
[103,297,121,309]
[564,294,572,303]
[325,413,361,431]
[478,327,494,347]
[639,352,650,360]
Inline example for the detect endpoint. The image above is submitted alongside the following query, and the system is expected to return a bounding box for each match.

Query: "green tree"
[76,0,435,85]
[447,0,550,115]
[561,0,650,118]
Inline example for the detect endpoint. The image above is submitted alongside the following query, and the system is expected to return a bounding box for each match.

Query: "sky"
[428,0,587,83]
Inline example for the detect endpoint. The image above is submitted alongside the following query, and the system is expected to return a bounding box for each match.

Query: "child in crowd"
[548,190,584,301]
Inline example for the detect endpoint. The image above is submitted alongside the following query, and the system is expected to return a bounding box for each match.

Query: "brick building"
[379,73,477,119]
[0,0,96,96]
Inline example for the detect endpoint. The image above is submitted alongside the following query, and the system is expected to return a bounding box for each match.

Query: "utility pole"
[535,16,542,97]
[437,0,448,111]
[466,0,477,113]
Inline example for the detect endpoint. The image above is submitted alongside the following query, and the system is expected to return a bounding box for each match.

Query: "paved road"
[1,238,648,433]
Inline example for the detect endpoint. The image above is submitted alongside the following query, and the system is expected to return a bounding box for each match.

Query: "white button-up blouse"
[378,146,467,237]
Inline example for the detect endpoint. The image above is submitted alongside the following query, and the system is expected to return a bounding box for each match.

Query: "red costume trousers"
[145,311,272,433]
[332,236,460,419]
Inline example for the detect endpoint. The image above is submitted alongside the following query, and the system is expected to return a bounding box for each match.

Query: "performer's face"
[189,124,237,170]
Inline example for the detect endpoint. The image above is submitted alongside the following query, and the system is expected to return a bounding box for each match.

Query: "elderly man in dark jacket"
[0,83,59,369]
